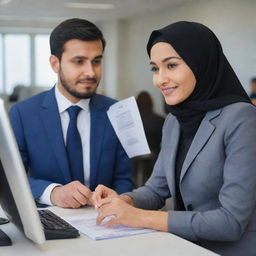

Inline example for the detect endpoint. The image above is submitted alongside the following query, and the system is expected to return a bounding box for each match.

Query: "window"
[0,33,55,95]
[5,34,31,94]
[35,34,57,86]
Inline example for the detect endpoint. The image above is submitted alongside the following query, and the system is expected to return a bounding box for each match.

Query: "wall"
[103,0,256,114]
[99,20,120,98]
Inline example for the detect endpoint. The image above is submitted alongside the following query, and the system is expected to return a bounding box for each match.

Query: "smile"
[161,86,178,96]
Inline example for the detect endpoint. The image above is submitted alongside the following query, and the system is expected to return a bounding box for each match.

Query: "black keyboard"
[0,228,12,246]
[38,209,80,240]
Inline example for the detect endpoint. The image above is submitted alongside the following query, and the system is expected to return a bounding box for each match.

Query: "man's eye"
[75,60,83,64]
[92,59,102,65]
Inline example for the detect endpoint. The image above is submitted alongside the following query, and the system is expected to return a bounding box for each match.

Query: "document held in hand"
[107,96,150,158]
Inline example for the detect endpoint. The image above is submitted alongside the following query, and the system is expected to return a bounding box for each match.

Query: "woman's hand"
[96,196,169,231]
[96,197,144,228]
[92,185,119,208]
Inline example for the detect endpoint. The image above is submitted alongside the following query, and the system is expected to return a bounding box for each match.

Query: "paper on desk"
[107,96,150,158]
[63,214,155,240]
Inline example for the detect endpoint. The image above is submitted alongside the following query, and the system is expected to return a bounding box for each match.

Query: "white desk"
[0,206,218,256]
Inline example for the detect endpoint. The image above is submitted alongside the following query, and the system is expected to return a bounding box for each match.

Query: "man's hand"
[50,181,92,208]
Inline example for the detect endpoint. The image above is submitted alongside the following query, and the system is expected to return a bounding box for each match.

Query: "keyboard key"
[0,228,12,246]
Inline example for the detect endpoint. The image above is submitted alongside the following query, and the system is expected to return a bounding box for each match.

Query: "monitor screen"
[0,98,45,244]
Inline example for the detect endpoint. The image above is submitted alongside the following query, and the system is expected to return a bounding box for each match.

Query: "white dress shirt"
[38,86,91,205]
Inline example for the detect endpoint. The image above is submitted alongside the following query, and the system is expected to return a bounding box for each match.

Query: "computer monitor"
[0,98,46,244]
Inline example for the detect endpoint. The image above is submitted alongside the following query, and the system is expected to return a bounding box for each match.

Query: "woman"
[93,21,256,256]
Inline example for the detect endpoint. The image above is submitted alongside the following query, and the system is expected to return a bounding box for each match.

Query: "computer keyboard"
[38,209,80,240]
[0,228,12,246]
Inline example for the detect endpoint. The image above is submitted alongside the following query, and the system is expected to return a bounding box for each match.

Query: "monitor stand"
[0,217,9,225]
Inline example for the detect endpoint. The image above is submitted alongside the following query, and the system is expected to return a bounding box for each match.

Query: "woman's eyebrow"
[150,56,181,65]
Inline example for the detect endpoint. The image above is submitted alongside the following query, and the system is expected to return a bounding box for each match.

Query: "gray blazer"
[127,102,256,256]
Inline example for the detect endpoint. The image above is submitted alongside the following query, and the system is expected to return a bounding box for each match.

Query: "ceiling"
[0,0,191,29]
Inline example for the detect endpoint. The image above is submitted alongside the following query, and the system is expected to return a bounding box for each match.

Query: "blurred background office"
[249,77,256,105]
[133,91,164,187]
[0,0,256,114]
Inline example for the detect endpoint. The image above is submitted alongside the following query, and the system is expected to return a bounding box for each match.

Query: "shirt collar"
[55,85,90,113]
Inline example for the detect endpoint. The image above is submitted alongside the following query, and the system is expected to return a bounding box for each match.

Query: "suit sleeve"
[9,105,53,199]
[169,105,256,242]
[9,105,29,169]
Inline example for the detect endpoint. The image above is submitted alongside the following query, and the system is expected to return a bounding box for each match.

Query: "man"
[9,18,133,208]
[249,77,256,105]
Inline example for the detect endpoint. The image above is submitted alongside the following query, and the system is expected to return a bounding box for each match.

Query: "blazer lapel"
[89,95,108,189]
[180,109,221,182]
[40,88,71,183]
[164,117,180,201]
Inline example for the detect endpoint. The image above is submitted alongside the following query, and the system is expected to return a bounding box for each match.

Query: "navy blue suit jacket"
[9,87,133,199]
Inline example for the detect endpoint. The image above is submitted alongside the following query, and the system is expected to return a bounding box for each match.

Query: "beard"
[59,68,98,99]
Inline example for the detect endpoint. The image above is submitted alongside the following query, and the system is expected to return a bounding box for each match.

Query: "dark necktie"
[66,106,84,183]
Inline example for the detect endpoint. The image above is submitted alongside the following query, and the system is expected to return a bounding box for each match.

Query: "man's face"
[50,39,103,103]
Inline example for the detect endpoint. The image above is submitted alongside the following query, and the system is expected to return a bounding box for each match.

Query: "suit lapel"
[164,117,180,201]
[89,95,108,189]
[180,109,221,182]
[40,88,71,183]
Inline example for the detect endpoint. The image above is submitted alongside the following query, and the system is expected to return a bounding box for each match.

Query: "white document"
[63,214,155,240]
[107,96,150,158]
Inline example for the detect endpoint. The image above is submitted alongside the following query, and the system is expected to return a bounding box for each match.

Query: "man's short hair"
[50,18,106,60]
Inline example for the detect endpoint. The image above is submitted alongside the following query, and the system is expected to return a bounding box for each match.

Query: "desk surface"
[0,206,218,256]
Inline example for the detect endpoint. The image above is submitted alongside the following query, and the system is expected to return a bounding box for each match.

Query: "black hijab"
[147,21,251,137]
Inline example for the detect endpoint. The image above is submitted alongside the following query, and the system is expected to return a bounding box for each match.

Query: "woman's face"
[150,42,196,105]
